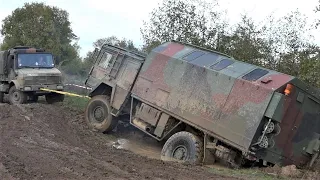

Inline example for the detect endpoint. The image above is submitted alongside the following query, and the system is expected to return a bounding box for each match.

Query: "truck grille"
[25,76,61,85]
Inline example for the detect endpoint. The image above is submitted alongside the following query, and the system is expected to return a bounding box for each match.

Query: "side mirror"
[52,56,58,68]
[91,48,100,65]
[92,48,98,59]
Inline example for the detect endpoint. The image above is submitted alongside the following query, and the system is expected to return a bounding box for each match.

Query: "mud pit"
[0,102,239,180]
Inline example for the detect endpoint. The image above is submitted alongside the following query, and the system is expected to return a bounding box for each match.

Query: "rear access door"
[290,87,320,165]
[278,83,320,166]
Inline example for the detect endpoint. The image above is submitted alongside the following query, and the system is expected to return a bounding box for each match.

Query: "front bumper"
[20,84,64,93]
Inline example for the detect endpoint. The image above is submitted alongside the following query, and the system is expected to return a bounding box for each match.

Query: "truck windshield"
[17,53,54,68]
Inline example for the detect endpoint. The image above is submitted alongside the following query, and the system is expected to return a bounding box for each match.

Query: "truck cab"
[0,46,64,104]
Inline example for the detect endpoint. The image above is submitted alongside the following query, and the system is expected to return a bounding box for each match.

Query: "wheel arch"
[89,83,113,98]
[9,80,21,90]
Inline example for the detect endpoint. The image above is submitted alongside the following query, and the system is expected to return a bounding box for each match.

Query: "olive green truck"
[0,46,64,104]
[84,41,320,168]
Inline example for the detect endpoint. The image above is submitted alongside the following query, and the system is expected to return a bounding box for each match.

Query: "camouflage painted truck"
[0,46,65,104]
[84,41,320,168]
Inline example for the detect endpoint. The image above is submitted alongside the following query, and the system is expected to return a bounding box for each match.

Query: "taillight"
[284,83,294,96]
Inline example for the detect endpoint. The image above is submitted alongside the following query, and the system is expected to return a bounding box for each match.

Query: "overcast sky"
[0,0,319,57]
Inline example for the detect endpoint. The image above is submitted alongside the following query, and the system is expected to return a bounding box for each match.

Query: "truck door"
[85,48,125,88]
[277,84,320,165]
[85,46,144,114]
[289,88,320,165]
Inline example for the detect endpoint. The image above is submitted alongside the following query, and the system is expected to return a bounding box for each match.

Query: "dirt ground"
[0,101,240,180]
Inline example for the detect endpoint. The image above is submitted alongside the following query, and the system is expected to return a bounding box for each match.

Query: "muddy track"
[0,102,240,180]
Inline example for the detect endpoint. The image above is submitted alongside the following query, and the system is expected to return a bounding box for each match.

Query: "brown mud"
[0,102,239,180]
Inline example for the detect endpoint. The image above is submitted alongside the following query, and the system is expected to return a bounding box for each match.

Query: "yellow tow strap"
[40,88,91,99]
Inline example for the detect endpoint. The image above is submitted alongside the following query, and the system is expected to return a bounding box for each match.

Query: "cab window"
[98,52,113,69]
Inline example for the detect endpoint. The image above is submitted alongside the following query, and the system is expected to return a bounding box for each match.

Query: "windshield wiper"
[19,66,53,68]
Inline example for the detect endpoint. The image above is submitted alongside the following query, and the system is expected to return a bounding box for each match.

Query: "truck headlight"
[24,86,32,91]
[57,85,63,90]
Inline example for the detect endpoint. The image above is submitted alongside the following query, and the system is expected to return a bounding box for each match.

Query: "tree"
[261,10,316,75]
[217,14,269,66]
[81,36,141,75]
[0,2,78,64]
[92,36,139,51]
[140,0,226,52]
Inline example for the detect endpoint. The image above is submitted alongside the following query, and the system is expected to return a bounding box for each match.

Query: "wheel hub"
[93,106,105,122]
[12,92,20,102]
[258,136,269,148]
[172,145,187,160]
[264,121,275,134]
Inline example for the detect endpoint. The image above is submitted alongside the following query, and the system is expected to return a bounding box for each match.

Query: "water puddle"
[111,138,162,160]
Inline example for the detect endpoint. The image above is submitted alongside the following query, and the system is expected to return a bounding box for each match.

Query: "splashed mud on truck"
[84,40,320,169]
[0,46,65,104]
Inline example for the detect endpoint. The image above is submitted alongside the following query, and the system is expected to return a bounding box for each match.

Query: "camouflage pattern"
[130,41,320,167]
[86,41,320,167]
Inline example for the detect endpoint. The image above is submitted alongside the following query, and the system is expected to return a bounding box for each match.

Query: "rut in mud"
[0,102,238,180]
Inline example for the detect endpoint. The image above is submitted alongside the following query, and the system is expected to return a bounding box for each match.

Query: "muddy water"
[112,138,162,160]
[109,120,164,160]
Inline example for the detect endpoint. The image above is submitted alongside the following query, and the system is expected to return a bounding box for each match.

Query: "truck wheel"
[161,131,204,164]
[9,86,27,104]
[85,95,117,133]
[45,93,64,104]
[0,92,4,103]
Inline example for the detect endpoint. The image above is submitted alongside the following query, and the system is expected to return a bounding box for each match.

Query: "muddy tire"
[161,131,203,164]
[85,95,117,133]
[9,86,27,104]
[45,93,64,104]
[0,92,3,103]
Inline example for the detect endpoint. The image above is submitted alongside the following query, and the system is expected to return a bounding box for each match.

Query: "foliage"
[82,36,141,72]
[140,0,226,52]
[0,2,78,64]
[217,14,270,66]
[92,36,139,51]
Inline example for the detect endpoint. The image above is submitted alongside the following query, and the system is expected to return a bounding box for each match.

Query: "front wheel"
[8,86,27,104]
[84,95,118,133]
[161,131,204,164]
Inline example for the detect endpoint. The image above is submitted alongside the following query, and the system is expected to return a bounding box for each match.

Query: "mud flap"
[202,134,217,165]
[307,137,320,168]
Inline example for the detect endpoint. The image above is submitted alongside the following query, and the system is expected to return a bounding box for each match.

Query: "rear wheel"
[85,95,118,133]
[161,131,204,164]
[9,86,27,104]
[45,93,64,104]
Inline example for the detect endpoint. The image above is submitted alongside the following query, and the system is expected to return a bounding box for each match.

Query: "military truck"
[84,41,320,168]
[0,46,65,104]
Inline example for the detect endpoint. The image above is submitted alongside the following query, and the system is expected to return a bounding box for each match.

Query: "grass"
[62,95,89,111]
[207,166,287,180]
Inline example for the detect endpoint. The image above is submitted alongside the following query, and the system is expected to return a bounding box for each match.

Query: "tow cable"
[39,88,91,99]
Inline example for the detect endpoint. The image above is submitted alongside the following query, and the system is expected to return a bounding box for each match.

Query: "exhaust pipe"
[132,118,153,133]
